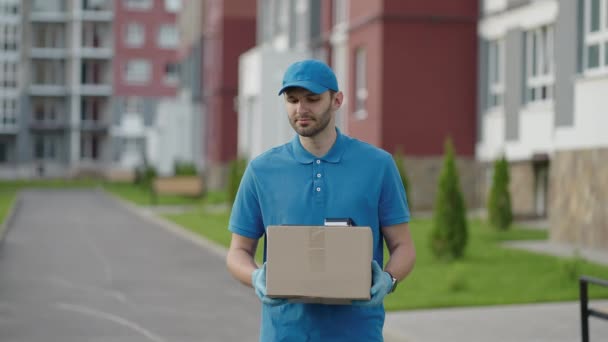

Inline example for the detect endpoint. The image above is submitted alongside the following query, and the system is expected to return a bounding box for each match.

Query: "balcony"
[30,12,69,23]
[80,47,113,59]
[29,84,68,96]
[30,47,68,59]
[80,84,112,96]
[29,120,68,132]
[0,122,19,134]
[81,10,113,21]
[80,120,108,133]
[81,0,112,21]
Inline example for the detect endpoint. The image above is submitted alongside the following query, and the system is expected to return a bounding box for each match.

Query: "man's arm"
[226,233,260,287]
[381,222,416,281]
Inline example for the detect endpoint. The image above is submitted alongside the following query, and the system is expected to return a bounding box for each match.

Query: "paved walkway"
[0,190,259,342]
[385,300,608,342]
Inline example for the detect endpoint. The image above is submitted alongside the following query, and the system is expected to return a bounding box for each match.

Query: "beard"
[289,102,333,138]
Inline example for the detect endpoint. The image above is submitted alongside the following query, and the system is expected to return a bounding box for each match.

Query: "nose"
[296,101,307,114]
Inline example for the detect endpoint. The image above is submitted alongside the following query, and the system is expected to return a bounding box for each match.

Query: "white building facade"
[477,0,608,248]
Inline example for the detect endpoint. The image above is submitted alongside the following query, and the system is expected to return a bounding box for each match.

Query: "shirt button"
[316,173,322,178]
[316,160,321,164]
[316,187,321,192]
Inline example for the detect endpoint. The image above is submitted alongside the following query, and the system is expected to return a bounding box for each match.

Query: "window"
[83,0,110,11]
[124,96,143,114]
[124,59,151,84]
[0,0,19,15]
[123,0,152,11]
[157,24,178,48]
[525,26,554,103]
[83,23,106,48]
[81,97,102,122]
[487,39,504,109]
[1,24,19,51]
[1,62,18,88]
[32,98,64,123]
[32,60,65,85]
[164,0,181,12]
[80,133,100,160]
[0,99,18,126]
[32,23,65,48]
[354,48,367,119]
[164,62,178,84]
[33,135,59,160]
[125,22,145,47]
[584,0,608,72]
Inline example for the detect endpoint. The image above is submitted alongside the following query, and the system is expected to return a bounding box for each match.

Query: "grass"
[162,207,608,311]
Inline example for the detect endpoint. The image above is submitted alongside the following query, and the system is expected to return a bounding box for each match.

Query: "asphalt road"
[0,189,259,342]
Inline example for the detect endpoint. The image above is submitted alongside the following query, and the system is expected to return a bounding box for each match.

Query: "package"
[265,225,372,304]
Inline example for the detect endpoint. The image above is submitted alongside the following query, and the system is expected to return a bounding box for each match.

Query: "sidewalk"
[384,300,608,342]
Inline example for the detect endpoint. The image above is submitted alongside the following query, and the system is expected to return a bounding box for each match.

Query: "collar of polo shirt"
[291,127,347,164]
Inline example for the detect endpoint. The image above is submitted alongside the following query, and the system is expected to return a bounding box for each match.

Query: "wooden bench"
[580,275,608,342]
[151,176,204,204]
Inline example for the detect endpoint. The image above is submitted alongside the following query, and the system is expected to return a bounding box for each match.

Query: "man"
[226,59,416,341]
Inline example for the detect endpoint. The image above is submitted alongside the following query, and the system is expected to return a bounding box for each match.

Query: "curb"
[0,191,21,245]
[99,189,228,259]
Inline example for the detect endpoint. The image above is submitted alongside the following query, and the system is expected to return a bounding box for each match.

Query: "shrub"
[487,156,513,230]
[134,165,157,188]
[174,161,198,176]
[393,146,413,209]
[227,157,248,205]
[430,138,468,260]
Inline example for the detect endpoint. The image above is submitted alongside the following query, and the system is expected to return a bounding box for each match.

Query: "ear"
[332,91,344,110]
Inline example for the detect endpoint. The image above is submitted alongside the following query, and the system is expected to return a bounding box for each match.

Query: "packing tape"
[308,227,325,272]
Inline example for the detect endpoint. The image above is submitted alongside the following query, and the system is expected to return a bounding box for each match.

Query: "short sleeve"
[378,155,410,227]
[228,164,265,239]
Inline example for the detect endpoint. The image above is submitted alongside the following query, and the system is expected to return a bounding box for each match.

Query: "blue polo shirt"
[229,128,410,342]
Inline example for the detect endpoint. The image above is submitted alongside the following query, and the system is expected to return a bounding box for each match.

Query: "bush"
[174,161,198,176]
[487,156,513,230]
[134,165,157,188]
[393,146,413,209]
[227,157,248,205]
[430,138,468,260]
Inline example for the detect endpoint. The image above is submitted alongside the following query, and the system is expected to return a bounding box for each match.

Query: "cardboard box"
[266,225,373,304]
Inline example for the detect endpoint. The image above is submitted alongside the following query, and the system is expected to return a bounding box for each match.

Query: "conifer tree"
[392,146,412,209]
[430,138,468,260]
[227,157,247,205]
[487,156,513,230]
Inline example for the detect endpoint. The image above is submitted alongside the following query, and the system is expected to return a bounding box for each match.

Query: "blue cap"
[278,59,339,95]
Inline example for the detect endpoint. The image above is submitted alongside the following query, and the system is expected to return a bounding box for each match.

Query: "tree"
[430,138,468,260]
[392,146,413,209]
[487,156,513,230]
[227,157,248,205]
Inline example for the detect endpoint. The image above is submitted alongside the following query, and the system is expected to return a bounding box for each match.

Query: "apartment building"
[238,0,322,161]
[111,0,194,176]
[477,0,608,248]
[0,0,20,173]
[0,0,114,178]
[202,0,257,189]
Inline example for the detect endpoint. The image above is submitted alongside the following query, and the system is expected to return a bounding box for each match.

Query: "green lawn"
[0,191,16,228]
[162,207,608,311]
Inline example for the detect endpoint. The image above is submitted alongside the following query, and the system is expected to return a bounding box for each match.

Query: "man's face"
[284,88,337,138]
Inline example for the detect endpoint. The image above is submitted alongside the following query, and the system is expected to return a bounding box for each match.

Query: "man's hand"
[252,263,287,306]
[352,260,393,307]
